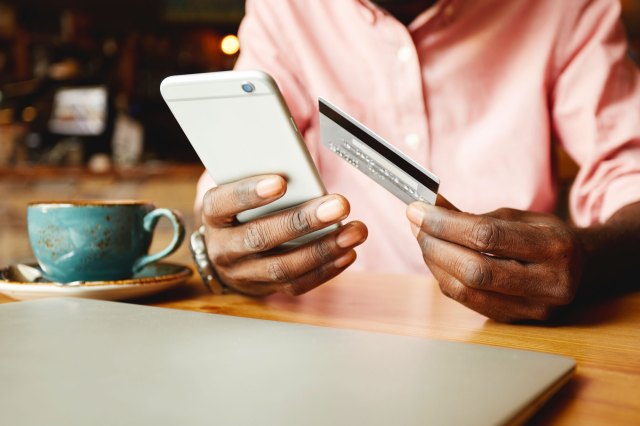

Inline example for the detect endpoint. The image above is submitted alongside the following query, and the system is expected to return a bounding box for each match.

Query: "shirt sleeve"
[551,0,640,226]
[195,0,315,214]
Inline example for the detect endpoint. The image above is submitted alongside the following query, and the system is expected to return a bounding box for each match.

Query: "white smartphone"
[160,70,332,242]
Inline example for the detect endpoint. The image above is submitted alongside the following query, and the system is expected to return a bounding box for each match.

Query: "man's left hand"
[407,203,584,322]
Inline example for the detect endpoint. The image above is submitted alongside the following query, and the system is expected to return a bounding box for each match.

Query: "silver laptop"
[0,298,574,426]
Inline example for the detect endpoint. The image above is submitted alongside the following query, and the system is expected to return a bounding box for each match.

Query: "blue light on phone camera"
[241,82,255,93]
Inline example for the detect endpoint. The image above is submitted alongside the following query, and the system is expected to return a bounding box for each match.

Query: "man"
[195,0,640,322]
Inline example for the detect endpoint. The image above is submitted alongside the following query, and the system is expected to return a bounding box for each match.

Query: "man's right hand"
[201,175,368,296]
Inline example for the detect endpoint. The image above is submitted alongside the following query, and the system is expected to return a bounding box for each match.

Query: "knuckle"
[284,208,313,234]
[206,235,229,266]
[203,188,224,218]
[419,235,432,256]
[282,283,305,296]
[308,264,329,286]
[267,260,290,283]
[453,285,469,304]
[281,263,332,296]
[438,279,467,304]
[243,222,270,252]
[493,208,518,220]
[532,306,553,321]
[545,227,575,257]
[555,235,574,256]
[233,180,255,206]
[438,282,454,299]
[470,219,501,252]
[425,212,445,235]
[214,265,236,285]
[547,239,565,256]
[209,249,227,267]
[550,275,575,305]
[460,258,491,288]
[214,264,235,285]
[311,238,334,264]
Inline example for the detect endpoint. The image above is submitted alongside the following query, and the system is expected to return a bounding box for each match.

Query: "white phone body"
[160,70,331,243]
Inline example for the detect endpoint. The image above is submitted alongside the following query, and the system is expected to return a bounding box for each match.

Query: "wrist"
[572,218,639,298]
[572,226,603,297]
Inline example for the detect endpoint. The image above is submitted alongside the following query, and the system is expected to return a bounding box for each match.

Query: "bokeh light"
[220,34,240,55]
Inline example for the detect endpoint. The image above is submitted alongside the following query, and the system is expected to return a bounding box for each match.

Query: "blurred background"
[0,0,638,267]
[0,0,245,168]
[0,0,246,266]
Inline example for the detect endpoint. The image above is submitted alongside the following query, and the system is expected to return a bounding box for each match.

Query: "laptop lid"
[0,298,574,426]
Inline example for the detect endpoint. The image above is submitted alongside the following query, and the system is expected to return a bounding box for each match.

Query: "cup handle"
[132,208,186,273]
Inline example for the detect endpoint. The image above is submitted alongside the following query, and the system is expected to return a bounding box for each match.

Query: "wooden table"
[2,272,639,425]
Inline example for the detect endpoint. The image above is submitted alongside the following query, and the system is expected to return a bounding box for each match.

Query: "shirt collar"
[356,0,461,28]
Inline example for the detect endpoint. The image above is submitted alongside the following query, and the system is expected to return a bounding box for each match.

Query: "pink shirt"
[197,0,640,274]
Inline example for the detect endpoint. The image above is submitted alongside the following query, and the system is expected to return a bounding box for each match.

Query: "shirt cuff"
[599,173,640,223]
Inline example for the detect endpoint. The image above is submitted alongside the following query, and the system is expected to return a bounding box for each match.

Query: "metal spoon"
[10,264,84,287]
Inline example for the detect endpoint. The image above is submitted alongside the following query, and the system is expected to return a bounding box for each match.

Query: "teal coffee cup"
[27,201,185,283]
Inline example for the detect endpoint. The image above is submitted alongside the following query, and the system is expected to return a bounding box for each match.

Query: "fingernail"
[336,226,365,248]
[334,251,356,268]
[256,177,284,198]
[410,223,419,237]
[406,204,425,226]
[316,198,346,223]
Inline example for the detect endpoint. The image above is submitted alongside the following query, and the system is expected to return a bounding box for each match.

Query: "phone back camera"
[241,82,255,93]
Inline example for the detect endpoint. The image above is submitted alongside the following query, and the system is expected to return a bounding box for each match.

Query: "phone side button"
[290,116,299,133]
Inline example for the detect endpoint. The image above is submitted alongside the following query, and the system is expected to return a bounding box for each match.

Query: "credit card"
[319,97,440,205]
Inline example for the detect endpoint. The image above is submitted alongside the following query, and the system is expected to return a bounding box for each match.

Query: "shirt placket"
[363,0,458,169]
[393,0,460,170]
[400,32,429,154]
[382,21,431,169]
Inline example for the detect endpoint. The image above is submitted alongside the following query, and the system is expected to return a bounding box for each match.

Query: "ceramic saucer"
[0,262,192,301]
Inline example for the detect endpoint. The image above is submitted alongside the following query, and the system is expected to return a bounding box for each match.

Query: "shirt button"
[405,133,421,149]
[397,45,413,62]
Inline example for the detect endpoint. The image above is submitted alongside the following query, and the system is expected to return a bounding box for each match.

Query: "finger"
[277,250,358,296]
[221,222,367,284]
[202,175,286,228]
[407,202,551,261]
[416,231,558,300]
[484,207,555,224]
[428,263,554,322]
[211,194,350,264]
